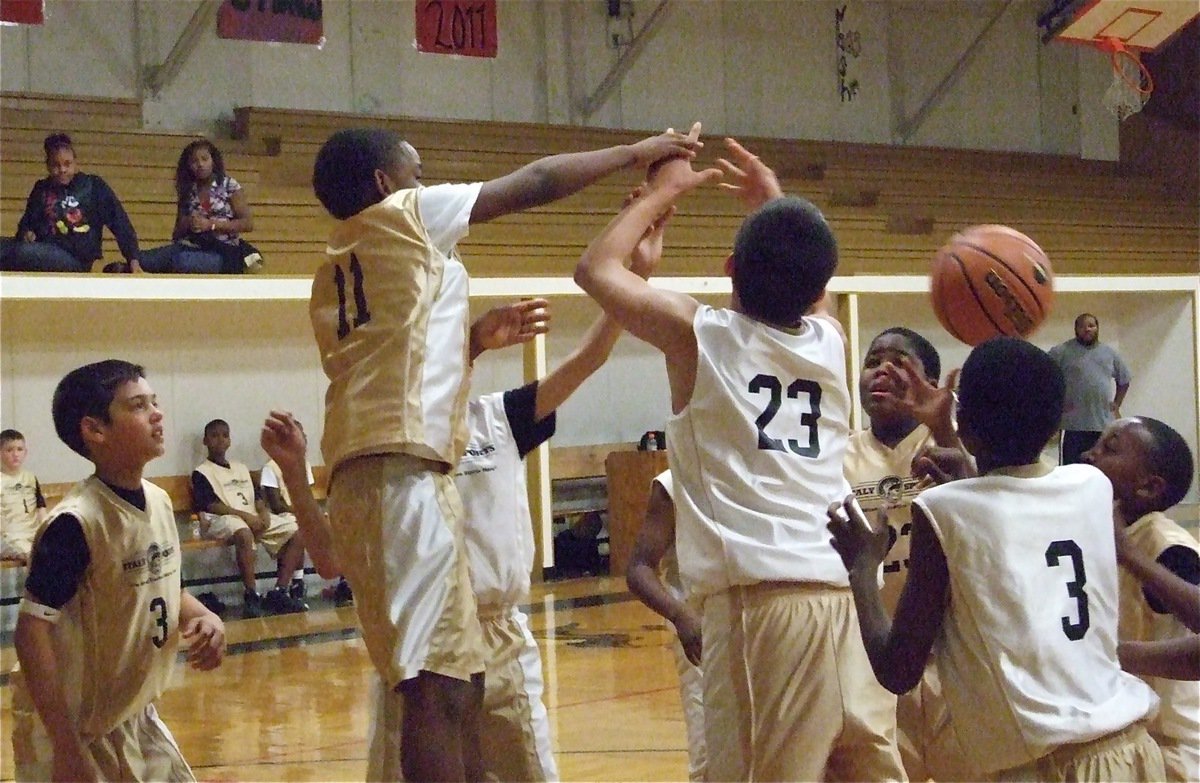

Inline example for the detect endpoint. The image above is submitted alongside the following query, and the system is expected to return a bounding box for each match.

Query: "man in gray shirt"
[1048,313,1131,464]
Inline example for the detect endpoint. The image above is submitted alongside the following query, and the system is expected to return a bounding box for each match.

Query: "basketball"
[929,224,1055,346]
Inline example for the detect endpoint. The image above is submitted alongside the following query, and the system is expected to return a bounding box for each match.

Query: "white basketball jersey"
[1119,511,1199,779]
[915,463,1159,775]
[843,425,932,614]
[666,306,853,598]
[455,393,534,607]
[21,477,182,738]
[312,185,477,472]
[194,459,256,515]
[260,459,314,509]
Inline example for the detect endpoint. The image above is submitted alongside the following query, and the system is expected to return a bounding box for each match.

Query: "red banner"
[0,0,43,25]
[217,0,324,45]
[416,0,498,58]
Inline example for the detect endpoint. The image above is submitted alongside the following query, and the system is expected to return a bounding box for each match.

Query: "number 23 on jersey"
[748,372,823,457]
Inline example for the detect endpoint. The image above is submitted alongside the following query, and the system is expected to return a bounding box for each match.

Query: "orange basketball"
[929,224,1055,346]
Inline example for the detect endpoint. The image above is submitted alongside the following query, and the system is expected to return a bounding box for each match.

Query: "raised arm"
[471,130,700,224]
[260,411,341,578]
[626,479,701,666]
[828,497,948,694]
[574,127,720,413]
[534,196,668,420]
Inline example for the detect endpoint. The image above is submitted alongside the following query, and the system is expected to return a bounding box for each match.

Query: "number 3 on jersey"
[335,254,371,339]
[748,373,822,457]
[1045,539,1090,641]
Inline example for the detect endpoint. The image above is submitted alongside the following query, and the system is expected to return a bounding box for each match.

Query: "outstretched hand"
[261,411,308,474]
[827,495,890,575]
[470,298,552,359]
[646,124,723,196]
[716,137,783,211]
[883,359,960,441]
[629,123,703,169]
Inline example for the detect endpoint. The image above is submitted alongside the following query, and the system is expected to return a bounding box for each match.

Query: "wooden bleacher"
[1,92,1196,279]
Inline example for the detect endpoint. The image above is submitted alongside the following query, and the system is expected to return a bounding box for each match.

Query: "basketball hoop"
[1096,37,1154,121]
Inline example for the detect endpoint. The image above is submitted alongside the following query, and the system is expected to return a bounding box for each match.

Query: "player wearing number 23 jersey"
[667,305,853,597]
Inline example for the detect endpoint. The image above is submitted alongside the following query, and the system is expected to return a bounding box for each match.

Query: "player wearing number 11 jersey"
[308,127,700,780]
[575,131,904,782]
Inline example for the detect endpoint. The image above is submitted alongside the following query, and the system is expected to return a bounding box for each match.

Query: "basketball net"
[1097,38,1153,121]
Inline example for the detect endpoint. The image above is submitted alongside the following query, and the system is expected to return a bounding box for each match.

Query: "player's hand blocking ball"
[929,224,1055,345]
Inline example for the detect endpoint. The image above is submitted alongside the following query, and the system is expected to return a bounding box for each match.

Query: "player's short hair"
[958,337,1063,465]
[52,360,146,458]
[1074,312,1098,328]
[204,419,229,437]
[312,128,407,219]
[873,327,941,383]
[43,132,73,162]
[731,197,838,327]
[1136,417,1195,511]
[0,429,24,445]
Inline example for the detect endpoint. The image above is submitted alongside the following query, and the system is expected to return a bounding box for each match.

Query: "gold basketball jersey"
[843,426,932,614]
[311,188,471,472]
[16,477,182,738]
[194,460,256,514]
[1,469,42,535]
[1118,511,1199,779]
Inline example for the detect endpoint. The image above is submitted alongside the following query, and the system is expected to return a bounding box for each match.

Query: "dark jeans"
[0,239,90,272]
[140,242,224,274]
[1061,430,1102,465]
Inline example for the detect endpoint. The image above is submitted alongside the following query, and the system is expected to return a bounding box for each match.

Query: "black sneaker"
[101,261,130,274]
[263,586,307,615]
[289,578,310,610]
[333,577,354,607]
[243,590,264,619]
[196,591,226,616]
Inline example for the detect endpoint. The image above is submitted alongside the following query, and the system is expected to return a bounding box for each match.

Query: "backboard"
[1040,0,1199,51]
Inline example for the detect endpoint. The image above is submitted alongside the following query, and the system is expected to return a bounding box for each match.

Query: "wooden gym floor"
[0,576,692,781]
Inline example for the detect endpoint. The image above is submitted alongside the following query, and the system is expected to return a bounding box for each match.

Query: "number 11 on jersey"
[335,254,371,339]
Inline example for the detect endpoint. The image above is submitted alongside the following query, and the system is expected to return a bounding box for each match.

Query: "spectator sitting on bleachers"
[0,133,142,273]
[192,418,306,617]
[140,139,261,274]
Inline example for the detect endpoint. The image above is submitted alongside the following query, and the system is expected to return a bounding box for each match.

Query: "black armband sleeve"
[191,470,218,512]
[24,514,90,609]
[504,381,557,459]
[1146,545,1200,615]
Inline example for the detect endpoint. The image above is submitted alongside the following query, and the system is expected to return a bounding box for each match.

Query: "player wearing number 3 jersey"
[830,337,1163,781]
[576,132,905,782]
[12,361,225,782]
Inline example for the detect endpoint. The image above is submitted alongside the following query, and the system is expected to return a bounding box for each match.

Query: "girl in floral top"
[141,139,259,274]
